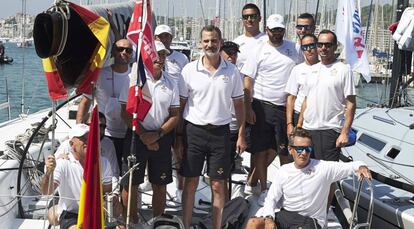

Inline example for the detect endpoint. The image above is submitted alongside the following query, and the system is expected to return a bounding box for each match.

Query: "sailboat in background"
[16,0,32,48]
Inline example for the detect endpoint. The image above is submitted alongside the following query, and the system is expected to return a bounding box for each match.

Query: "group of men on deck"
[40,3,371,229]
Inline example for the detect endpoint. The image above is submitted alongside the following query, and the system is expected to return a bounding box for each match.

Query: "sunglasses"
[268,27,285,33]
[115,46,133,54]
[300,43,317,51]
[296,25,314,31]
[291,145,313,154]
[242,14,259,20]
[316,42,334,48]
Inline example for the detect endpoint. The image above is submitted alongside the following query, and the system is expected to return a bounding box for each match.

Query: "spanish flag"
[77,106,104,229]
[42,2,109,100]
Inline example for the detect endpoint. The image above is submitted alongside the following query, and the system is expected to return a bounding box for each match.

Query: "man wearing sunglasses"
[295,13,316,63]
[243,14,300,206]
[233,3,267,70]
[76,39,133,174]
[298,30,356,211]
[260,128,371,229]
[285,34,319,136]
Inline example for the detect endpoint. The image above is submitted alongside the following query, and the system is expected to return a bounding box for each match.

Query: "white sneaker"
[257,190,268,206]
[244,183,261,195]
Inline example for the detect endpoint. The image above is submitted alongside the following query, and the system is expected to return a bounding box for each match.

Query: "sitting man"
[41,124,114,229]
[260,128,371,229]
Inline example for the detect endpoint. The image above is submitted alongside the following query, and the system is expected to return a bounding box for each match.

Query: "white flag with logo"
[336,0,371,82]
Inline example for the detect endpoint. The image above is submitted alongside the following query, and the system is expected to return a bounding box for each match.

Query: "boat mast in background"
[389,0,412,107]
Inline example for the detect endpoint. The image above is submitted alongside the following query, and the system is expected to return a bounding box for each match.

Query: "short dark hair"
[242,3,261,16]
[297,13,315,25]
[318,29,338,45]
[200,25,222,40]
[301,34,318,44]
[288,128,312,146]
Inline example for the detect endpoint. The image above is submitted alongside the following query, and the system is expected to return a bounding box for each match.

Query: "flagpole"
[126,1,148,227]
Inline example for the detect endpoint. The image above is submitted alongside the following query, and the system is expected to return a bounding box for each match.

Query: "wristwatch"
[265,215,274,221]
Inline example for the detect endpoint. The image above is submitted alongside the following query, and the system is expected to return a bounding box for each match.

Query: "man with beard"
[243,14,300,206]
[76,39,132,173]
[285,34,319,135]
[177,25,246,229]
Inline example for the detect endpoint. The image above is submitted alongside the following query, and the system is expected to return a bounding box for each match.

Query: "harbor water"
[0,43,413,123]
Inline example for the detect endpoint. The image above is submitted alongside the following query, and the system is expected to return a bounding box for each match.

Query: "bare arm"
[286,94,296,135]
[234,97,247,154]
[336,95,356,147]
[173,98,187,160]
[120,103,132,129]
[297,97,307,128]
[76,96,92,124]
[41,155,58,195]
[244,76,255,124]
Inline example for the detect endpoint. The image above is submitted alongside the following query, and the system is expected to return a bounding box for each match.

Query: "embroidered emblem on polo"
[217,168,224,175]
[220,76,229,82]
[160,173,167,180]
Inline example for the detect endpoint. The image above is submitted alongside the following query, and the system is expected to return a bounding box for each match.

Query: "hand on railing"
[356,165,372,180]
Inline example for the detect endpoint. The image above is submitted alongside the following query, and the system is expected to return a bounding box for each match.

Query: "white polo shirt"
[166,50,189,96]
[285,62,316,113]
[119,71,180,130]
[85,66,130,138]
[54,153,113,215]
[181,56,244,126]
[295,42,305,63]
[243,40,300,106]
[233,32,267,70]
[303,61,355,130]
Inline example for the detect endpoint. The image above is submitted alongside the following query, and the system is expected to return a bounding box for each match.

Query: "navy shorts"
[59,210,78,229]
[121,129,173,186]
[249,99,289,156]
[308,129,340,161]
[180,121,231,180]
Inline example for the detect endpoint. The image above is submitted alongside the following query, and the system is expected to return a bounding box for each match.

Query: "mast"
[389,0,411,107]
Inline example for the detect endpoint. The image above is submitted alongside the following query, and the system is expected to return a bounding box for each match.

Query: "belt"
[256,99,286,110]
[192,123,228,130]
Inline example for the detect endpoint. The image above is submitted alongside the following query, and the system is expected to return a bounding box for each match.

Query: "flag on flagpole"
[77,106,105,229]
[41,2,110,100]
[126,0,157,130]
[336,0,371,82]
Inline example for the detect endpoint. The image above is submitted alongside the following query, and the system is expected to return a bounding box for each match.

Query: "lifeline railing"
[350,176,374,229]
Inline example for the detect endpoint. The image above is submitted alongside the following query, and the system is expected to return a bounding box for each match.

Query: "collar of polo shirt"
[196,55,229,72]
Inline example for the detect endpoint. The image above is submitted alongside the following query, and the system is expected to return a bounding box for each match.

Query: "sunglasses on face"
[115,46,133,54]
[301,43,317,51]
[291,145,314,154]
[268,27,285,33]
[316,42,334,48]
[296,25,314,31]
[242,14,259,20]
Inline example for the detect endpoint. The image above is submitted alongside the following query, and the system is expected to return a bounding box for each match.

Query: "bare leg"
[47,205,59,226]
[247,154,258,186]
[255,150,269,191]
[211,179,227,229]
[121,185,139,224]
[182,176,199,229]
[152,184,167,217]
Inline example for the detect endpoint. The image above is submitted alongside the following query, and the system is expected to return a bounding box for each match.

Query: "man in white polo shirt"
[298,30,356,209]
[76,39,133,173]
[41,124,113,229]
[243,14,301,205]
[233,3,267,70]
[285,34,319,135]
[154,24,188,206]
[294,13,316,63]
[177,25,246,229]
[119,40,180,220]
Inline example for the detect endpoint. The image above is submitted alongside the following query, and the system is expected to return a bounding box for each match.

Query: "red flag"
[77,106,104,229]
[126,0,156,129]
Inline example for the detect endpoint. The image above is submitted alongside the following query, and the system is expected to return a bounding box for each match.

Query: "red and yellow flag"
[42,2,110,100]
[77,106,104,229]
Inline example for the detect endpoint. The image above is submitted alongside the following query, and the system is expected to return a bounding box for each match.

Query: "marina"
[0,0,413,229]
